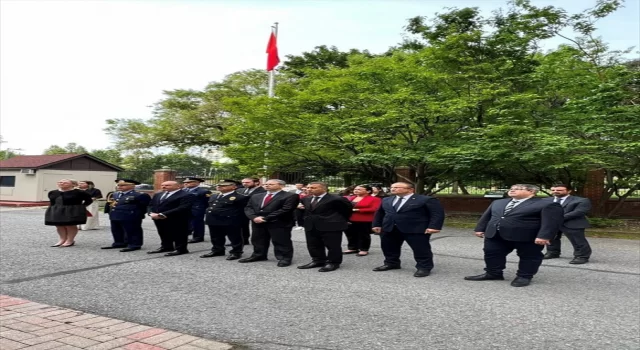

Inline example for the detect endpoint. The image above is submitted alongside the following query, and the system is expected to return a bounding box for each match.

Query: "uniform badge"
[229,197,236,201]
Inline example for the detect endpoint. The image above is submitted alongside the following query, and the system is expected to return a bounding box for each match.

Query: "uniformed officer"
[101,179,152,252]
[200,180,249,260]
[183,177,212,243]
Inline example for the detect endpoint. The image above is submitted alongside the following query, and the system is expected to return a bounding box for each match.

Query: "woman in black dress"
[45,179,93,247]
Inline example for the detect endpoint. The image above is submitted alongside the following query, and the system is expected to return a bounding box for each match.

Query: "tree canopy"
[103,0,638,215]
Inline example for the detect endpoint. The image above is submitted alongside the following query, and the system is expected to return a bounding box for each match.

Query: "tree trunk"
[606,184,640,218]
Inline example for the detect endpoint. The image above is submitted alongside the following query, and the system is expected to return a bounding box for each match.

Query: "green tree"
[43,143,89,155]
[89,149,123,166]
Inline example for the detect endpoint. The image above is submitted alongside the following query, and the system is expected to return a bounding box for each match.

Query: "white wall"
[0,169,118,202]
[37,170,118,201]
[0,170,38,201]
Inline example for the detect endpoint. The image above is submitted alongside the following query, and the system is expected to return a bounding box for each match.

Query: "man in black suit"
[289,183,306,228]
[544,184,592,264]
[237,177,266,245]
[148,181,194,256]
[465,184,564,287]
[372,182,445,278]
[241,179,299,267]
[297,182,352,272]
[201,180,249,260]
[183,177,212,243]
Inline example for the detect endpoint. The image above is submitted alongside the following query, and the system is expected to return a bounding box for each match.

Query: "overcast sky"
[1,0,638,155]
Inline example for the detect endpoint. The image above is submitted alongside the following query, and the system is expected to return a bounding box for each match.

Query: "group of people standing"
[45,177,592,287]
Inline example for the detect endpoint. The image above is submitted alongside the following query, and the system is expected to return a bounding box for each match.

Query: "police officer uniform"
[201,180,249,260]
[102,179,152,252]
[182,177,212,243]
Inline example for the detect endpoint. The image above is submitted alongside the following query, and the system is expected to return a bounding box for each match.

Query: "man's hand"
[150,213,164,220]
[534,238,550,246]
[425,229,440,234]
[372,227,382,234]
[253,217,266,224]
[474,232,485,238]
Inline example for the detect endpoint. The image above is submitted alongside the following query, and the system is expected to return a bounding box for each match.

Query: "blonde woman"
[45,179,93,247]
[78,180,103,230]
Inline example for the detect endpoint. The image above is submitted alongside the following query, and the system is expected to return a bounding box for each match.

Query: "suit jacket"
[108,190,151,221]
[346,195,382,222]
[205,192,249,226]
[149,190,194,223]
[475,197,564,242]
[545,196,591,230]
[184,187,212,216]
[372,195,445,233]
[244,191,299,227]
[302,194,353,231]
[236,186,266,197]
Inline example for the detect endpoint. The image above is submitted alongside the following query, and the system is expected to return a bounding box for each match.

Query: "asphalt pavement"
[1,208,638,350]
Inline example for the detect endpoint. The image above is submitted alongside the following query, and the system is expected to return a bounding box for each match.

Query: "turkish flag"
[266,32,280,71]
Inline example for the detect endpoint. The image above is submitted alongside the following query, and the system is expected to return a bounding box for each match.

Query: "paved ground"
[0,295,231,350]
[1,208,639,350]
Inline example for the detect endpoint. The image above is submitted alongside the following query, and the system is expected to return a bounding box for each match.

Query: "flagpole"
[268,22,278,98]
[264,22,279,183]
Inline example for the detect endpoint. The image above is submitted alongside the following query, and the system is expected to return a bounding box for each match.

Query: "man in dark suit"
[544,184,592,264]
[102,179,151,252]
[182,177,212,243]
[465,184,564,287]
[148,181,195,256]
[201,180,249,260]
[297,182,352,272]
[241,179,299,267]
[237,177,267,245]
[372,182,445,278]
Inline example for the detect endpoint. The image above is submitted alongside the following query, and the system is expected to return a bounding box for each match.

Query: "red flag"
[266,32,280,71]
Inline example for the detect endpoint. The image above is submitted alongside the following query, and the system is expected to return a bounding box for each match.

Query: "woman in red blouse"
[344,185,382,256]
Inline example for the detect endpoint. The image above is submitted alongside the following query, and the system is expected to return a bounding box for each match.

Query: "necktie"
[160,192,169,202]
[393,197,404,211]
[217,193,222,200]
[262,193,273,207]
[310,196,319,209]
[555,198,563,205]
[503,200,517,214]
[244,188,250,195]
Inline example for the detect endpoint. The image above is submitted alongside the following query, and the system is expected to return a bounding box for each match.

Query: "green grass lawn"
[445,215,640,240]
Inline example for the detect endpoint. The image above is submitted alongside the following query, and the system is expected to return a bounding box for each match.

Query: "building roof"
[0,154,123,171]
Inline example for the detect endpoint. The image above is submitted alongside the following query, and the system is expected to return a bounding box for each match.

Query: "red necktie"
[262,193,274,207]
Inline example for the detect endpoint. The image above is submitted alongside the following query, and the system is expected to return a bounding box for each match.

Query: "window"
[0,176,16,187]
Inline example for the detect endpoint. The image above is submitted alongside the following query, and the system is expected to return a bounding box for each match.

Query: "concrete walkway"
[0,296,232,350]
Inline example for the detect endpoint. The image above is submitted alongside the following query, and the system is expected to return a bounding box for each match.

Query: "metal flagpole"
[267,22,279,98]
[264,22,278,183]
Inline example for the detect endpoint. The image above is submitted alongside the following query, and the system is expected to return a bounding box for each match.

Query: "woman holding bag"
[45,179,93,247]
[78,180,103,230]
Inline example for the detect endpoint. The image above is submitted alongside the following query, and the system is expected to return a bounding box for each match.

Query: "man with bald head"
[148,181,195,256]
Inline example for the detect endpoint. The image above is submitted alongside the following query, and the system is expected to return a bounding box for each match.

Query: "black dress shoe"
[188,239,204,243]
[297,262,326,269]
[101,246,124,249]
[165,250,188,256]
[238,256,268,263]
[543,253,560,259]
[119,247,140,252]
[511,277,531,287]
[318,263,340,272]
[200,251,225,258]
[569,257,589,264]
[277,260,291,267]
[226,254,242,261]
[414,269,431,277]
[464,273,505,281]
[147,248,173,254]
[372,265,401,272]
